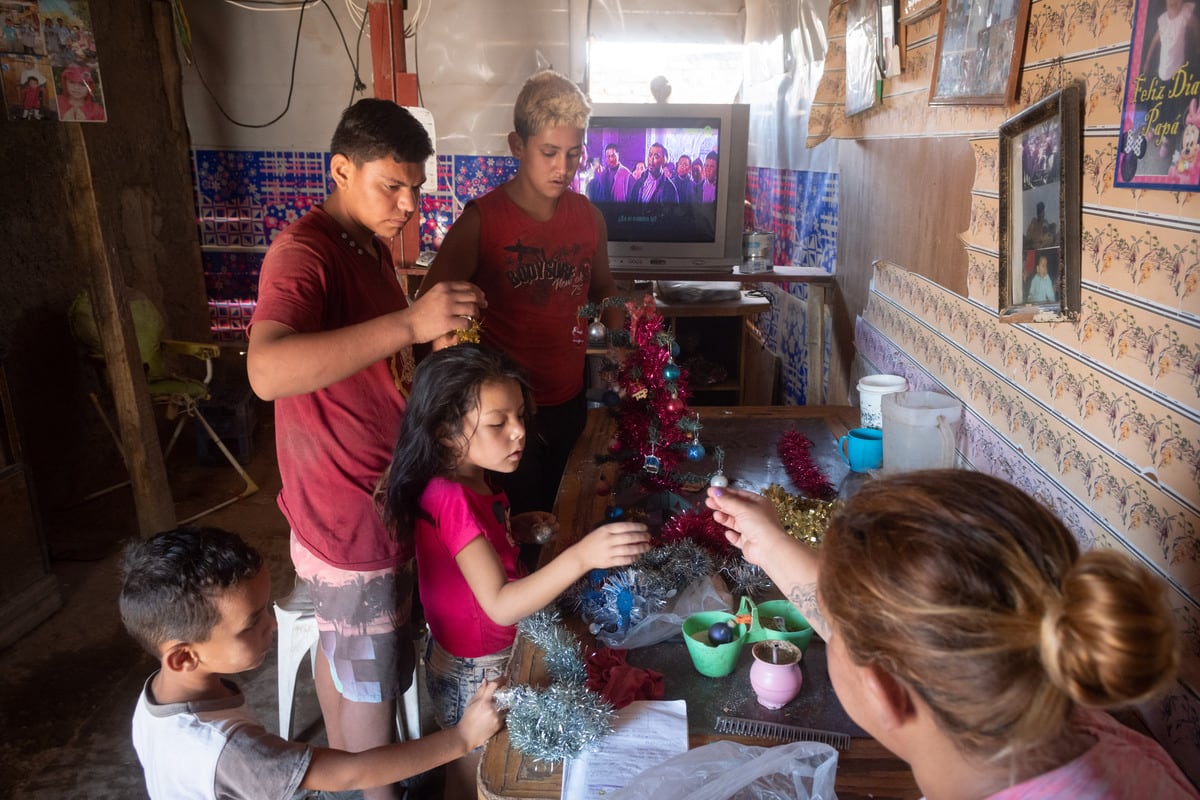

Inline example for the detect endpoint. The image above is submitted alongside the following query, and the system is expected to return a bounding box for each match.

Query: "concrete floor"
[0,413,336,798]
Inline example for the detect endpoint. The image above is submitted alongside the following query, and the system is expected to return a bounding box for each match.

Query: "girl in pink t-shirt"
[384,344,650,798]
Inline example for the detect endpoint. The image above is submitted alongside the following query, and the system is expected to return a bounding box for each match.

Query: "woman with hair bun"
[707,470,1196,799]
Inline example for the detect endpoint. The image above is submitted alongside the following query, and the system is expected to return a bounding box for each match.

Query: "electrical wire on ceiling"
[186,0,367,127]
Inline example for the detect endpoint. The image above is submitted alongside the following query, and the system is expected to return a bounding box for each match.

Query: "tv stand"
[610,267,835,405]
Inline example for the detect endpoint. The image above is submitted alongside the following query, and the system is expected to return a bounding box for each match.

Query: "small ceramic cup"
[838,427,883,472]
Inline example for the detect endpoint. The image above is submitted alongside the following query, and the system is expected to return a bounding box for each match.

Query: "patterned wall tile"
[452,155,518,207]
[1084,135,1200,217]
[1025,0,1136,62]
[1082,217,1200,312]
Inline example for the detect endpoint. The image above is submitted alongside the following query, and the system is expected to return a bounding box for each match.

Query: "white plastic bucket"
[856,374,907,429]
[881,391,963,473]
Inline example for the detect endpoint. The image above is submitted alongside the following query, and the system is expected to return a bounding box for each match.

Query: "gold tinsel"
[453,316,483,344]
[762,484,839,547]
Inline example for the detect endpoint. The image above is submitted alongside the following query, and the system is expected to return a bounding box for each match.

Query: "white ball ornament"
[587,321,608,345]
[710,472,729,488]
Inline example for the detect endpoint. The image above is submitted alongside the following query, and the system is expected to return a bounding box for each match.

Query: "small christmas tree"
[581,295,713,525]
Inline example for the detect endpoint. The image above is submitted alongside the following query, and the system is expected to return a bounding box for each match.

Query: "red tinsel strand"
[660,504,734,556]
[778,429,837,500]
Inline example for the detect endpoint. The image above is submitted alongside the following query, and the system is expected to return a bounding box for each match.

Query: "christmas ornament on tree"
[587,320,608,344]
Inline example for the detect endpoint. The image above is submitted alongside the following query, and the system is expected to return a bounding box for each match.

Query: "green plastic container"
[682,610,748,677]
[741,597,814,652]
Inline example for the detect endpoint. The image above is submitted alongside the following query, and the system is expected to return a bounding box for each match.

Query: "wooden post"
[368,0,421,278]
[63,125,176,537]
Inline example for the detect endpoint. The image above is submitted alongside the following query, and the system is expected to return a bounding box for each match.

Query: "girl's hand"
[573,521,651,570]
[512,511,558,544]
[456,679,505,750]
[705,486,788,568]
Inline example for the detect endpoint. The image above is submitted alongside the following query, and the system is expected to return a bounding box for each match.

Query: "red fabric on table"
[585,646,665,709]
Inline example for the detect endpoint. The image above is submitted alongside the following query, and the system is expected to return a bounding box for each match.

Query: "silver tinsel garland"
[560,539,714,638]
[495,611,615,763]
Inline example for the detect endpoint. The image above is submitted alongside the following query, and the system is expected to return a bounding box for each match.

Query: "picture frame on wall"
[846,0,883,116]
[1112,0,1200,191]
[899,0,939,24]
[998,84,1082,323]
[930,0,1030,105]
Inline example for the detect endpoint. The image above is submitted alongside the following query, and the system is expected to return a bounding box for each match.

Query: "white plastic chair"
[274,581,422,741]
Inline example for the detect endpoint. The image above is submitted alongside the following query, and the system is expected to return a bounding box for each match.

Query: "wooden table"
[479,406,921,800]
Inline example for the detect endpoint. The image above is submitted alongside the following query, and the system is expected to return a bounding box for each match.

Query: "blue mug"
[838,427,883,472]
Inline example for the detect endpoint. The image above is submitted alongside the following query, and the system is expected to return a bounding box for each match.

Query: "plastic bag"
[596,573,732,650]
[609,739,839,800]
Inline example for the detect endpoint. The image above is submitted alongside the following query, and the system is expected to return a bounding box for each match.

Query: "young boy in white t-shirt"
[119,526,503,799]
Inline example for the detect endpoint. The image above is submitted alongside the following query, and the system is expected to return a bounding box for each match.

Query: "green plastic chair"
[68,290,257,523]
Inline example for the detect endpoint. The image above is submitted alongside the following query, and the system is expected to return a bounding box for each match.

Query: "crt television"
[585,102,750,275]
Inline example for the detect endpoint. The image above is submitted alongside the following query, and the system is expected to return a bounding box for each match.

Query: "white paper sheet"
[561,700,689,799]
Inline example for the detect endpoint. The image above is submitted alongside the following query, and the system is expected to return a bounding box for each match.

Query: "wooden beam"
[368,0,421,277]
[63,125,176,537]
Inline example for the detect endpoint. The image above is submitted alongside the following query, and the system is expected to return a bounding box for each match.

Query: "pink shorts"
[290,533,416,704]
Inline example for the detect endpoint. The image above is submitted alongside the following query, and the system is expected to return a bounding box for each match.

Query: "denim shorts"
[424,637,513,730]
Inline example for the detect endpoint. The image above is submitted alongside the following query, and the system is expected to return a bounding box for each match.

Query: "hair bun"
[1039,550,1177,707]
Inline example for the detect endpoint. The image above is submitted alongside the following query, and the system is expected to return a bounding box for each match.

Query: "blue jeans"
[424,637,512,730]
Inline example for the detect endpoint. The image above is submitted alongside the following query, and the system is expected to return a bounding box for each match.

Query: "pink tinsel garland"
[778,429,836,500]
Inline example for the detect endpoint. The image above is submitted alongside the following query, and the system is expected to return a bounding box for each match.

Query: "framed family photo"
[1113,0,1200,190]
[930,0,1030,105]
[998,84,1082,323]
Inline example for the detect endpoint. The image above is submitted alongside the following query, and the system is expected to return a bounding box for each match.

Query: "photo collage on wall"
[1114,0,1199,190]
[0,0,104,123]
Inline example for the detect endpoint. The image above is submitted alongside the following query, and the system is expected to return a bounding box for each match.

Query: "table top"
[650,291,771,318]
[478,406,922,800]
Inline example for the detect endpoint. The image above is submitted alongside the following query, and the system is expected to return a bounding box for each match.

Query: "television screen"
[585,117,721,245]
[586,103,748,274]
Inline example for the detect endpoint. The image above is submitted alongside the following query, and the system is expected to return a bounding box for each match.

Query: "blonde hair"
[819,470,1177,764]
[513,70,591,140]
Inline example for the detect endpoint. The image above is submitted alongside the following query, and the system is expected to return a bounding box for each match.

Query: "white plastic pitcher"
[881,391,962,472]
[857,374,907,428]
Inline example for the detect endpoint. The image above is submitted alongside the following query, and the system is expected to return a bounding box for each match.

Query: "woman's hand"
[705,486,788,568]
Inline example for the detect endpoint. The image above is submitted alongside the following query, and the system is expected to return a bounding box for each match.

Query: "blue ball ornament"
[602,389,621,407]
[707,620,736,645]
[687,441,706,461]
[670,341,681,358]
[605,505,625,521]
[662,363,681,382]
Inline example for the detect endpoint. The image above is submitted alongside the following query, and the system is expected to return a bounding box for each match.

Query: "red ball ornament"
[596,481,610,496]
[608,437,622,453]
[665,396,685,414]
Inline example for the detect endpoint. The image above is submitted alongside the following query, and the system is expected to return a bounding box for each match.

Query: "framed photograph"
[999,84,1082,323]
[846,0,883,116]
[1113,0,1200,191]
[899,0,939,24]
[930,0,1030,105]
